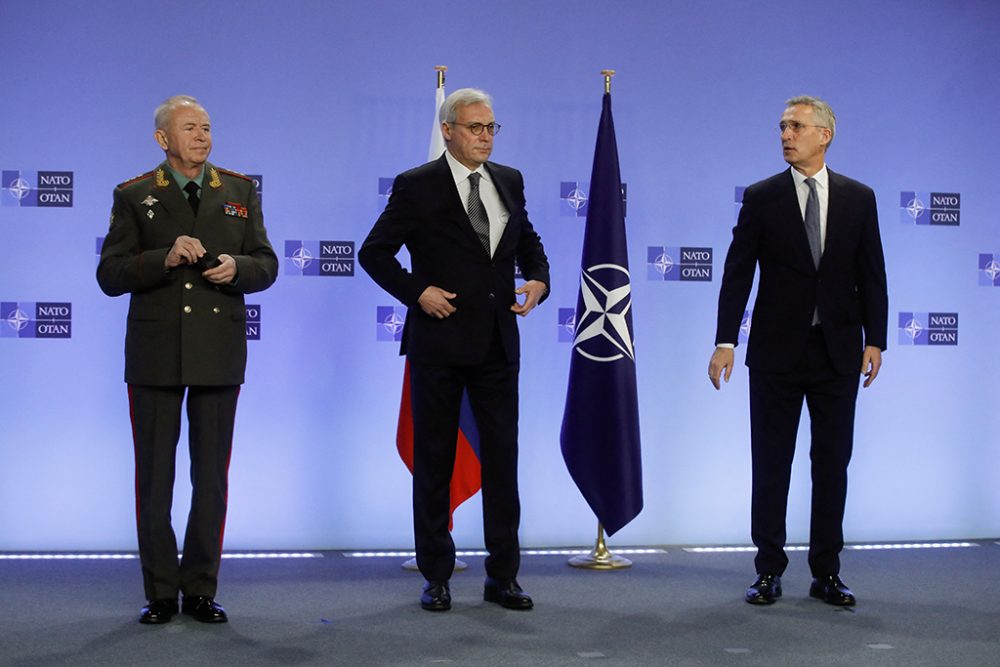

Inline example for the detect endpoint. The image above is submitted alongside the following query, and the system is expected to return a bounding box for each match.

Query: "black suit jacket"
[97,161,278,386]
[359,154,550,365]
[715,168,888,375]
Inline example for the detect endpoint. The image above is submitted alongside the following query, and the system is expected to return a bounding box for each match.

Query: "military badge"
[155,169,170,188]
[209,168,222,189]
[147,210,155,219]
[141,195,158,207]
[223,202,249,219]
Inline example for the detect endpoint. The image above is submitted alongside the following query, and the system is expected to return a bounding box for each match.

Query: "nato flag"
[560,92,643,536]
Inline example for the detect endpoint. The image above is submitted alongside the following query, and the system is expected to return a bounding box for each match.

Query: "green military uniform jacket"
[97,161,278,386]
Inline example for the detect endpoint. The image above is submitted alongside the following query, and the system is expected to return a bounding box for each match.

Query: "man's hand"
[418,286,457,319]
[708,347,735,390]
[861,345,882,388]
[203,253,237,285]
[165,235,206,269]
[511,280,546,317]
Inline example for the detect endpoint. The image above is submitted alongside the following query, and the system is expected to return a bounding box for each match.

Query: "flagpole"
[566,69,633,571]
[569,522,632,569]
[404,64,467,573]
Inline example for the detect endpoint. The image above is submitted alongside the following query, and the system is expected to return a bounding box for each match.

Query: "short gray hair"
[786,95,836,146]
[440,88,493,124]
[154,95,208,130]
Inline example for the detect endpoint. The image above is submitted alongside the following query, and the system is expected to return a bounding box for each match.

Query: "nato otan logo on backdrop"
[647,246,713,281]
[898,312,959,346]
[284,241,355,276]
[558,307,576,343]
[247,174,263,205]
[979,254,1000,286]
[560,181,627,217]
[2,170,73,207]
[899,191,960,226]
[378,177,394,206]
[1,302,72,338]
[376,306,406,342]
[245,305,261,340]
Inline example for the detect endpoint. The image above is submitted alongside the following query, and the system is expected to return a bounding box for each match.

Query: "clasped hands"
[164,235,237,284]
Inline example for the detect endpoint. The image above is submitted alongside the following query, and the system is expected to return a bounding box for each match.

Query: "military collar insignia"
[155,168,170,188]
[141,195,158,207]
[209,168,222,189]
[223,201,249,219]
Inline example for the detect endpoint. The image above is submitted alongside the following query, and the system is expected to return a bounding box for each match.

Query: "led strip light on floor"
[685,541,978,554]
[0,552,323,560]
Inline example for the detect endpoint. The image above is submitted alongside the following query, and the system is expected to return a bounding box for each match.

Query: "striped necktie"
[467,172,491,255]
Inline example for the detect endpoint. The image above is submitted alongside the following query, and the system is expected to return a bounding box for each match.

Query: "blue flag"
[560,92,643,536]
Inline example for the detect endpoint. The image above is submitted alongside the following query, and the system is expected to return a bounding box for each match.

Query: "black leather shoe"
[182,596,229,623]
[810,574,856,606]
[139,598,178,624]
[421,580,451,611]
[745,574,782,605]
[484,577,533,610]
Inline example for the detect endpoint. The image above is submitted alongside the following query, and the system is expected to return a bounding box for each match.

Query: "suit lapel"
[193,162,225,237]
[152,161,196,235]
[485,162,516,253]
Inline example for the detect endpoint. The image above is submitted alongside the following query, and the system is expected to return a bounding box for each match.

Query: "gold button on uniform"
[183,305,192,314]
[213,307,221,314]
[184,282,193,290]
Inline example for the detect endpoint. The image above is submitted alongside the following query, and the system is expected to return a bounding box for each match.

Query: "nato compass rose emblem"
[291,244,314,270]
[7,176,31,202]
[5,307,30,332]
[903,316,923,342]
[572,263,634,362]
[381,310,405,337]
[904,195,925,221]
[651,250,674,277]
[565,187,587,212]
[985,259,1000,282]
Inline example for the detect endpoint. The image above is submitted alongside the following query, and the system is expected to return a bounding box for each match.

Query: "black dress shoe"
[139,598,178,624]
[421,580,451,611]
[182,596,229,623]
[745,574,782,605]
[810,574,856,606]
[483,577,533,610]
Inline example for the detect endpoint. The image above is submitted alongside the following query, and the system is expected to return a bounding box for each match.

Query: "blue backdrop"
[2,0,998,550]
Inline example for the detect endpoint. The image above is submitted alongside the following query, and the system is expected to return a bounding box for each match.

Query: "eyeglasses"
[779,120,827,134]
[451,122,501,136]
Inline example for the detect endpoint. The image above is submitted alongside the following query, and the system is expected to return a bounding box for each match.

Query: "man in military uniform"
[97,95,277,624]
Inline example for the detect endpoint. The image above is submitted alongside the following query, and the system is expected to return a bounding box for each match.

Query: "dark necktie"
[804,177,821,268]
[184,181,200,216]
[466,172,491,255]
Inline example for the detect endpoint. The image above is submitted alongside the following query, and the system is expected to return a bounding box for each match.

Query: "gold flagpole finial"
[434,65,448,89]
[601,69,616,94]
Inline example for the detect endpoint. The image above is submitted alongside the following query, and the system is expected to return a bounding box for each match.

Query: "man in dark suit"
[709,96,888,607]
[359,88,550,612]
[97,95,277,624]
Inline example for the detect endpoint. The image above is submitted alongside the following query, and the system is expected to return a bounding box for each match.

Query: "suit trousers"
[409,327,521,583]
[127,384,239,601]
[748,327,859,577]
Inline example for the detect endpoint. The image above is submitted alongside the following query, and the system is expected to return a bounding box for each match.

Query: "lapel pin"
[141,195,158,207]
[147,210,155,219]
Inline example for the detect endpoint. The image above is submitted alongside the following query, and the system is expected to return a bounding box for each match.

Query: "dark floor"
[1,542,999,666]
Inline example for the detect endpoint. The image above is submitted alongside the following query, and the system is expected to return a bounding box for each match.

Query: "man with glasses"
[360,88,549,612]
[708,96,887,607]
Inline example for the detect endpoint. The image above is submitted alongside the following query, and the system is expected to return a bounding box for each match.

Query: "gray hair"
[154,95,208,130]
[786,95,836,146]
[439,88,493,124]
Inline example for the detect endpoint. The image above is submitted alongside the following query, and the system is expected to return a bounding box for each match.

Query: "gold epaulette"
[214,166,253,182]
[116,171,154,190]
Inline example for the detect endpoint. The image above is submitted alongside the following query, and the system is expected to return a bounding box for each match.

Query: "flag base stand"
[402,558,468,572]
[568,523,632,570]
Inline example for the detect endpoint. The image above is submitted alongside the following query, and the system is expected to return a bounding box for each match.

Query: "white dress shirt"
[444,150,509,257]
